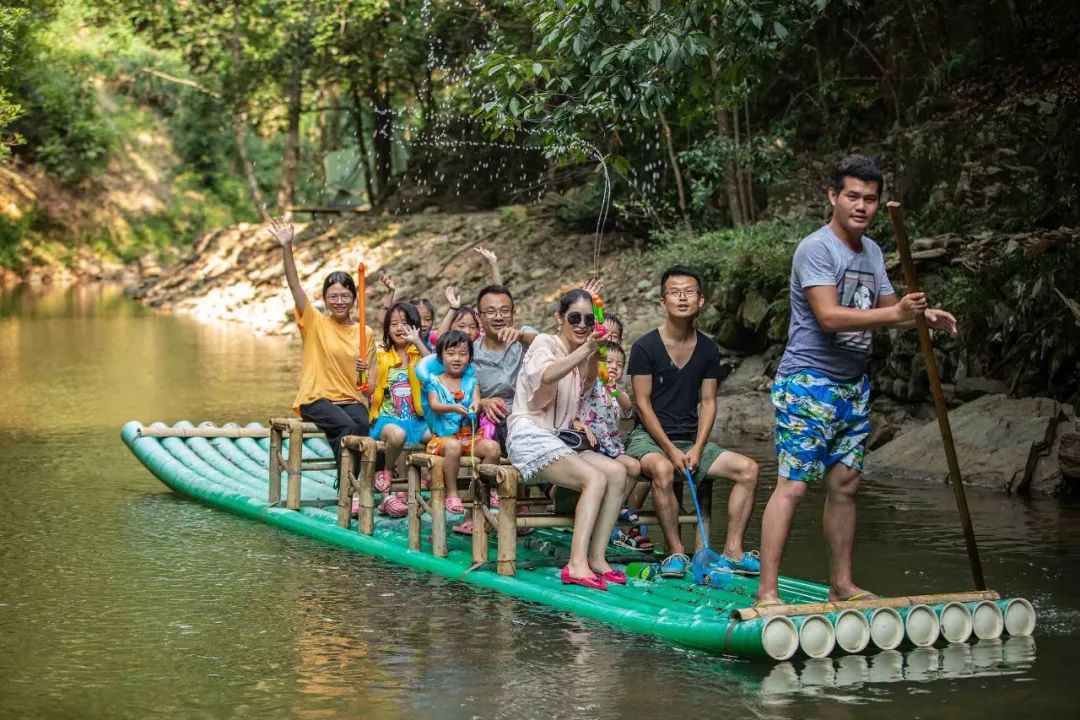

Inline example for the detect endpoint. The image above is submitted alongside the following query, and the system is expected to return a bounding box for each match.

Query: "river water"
[1,284,1077,719]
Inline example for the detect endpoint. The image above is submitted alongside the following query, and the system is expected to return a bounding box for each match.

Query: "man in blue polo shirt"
[755,155,959,607]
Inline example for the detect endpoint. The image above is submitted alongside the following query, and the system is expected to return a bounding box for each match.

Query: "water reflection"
[760,637,1035,697]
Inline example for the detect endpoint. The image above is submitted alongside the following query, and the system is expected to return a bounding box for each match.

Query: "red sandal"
[560,565,608,591]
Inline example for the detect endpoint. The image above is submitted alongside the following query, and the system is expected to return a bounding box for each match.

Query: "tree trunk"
[276,52,303,213]
[657,111,690,228]
[715,108,744,226]
[709,58,744,226]
[228,3,268,222]
[742,98,757,221]
[732,104,753,224]
[349,80,378,207]
[315,83,328,201]
[367,59,393,204]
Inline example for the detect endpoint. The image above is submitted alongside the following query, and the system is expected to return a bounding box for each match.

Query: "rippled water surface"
[1,285,1077,718]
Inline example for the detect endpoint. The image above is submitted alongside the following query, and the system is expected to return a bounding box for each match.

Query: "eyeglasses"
[664,288,699,299]
[565,312,596,328]
[326,294,354,303]
[480,308,513,319]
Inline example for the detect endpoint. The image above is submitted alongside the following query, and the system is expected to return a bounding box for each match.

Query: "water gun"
[356,262,370,393]
[590,292,616,398]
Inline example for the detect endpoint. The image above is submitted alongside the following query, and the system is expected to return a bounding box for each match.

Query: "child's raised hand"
[444,285,460,309]
[403,324,423,346]
[379,272,395,292]
[474,246,498,265]
[268,217,295,246]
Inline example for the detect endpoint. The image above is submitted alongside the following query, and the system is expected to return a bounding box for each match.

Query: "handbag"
[557,428,596,452]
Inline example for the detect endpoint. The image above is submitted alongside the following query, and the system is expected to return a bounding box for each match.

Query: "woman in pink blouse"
[506,289,629,590]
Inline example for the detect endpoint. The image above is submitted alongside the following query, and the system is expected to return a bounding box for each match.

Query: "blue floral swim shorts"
[771,369,871,482]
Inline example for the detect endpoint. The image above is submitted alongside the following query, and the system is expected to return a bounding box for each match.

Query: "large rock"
[865,394,1068,494]
[712,392,775,443]
[720,354,770,395]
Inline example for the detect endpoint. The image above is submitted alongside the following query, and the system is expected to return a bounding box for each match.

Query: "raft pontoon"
[121,420,1036,662]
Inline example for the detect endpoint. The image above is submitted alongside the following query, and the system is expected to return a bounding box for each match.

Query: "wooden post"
[268,424,283,505]
[358,439,376,535]
[887,201,986,590]
[495,466,519,576]
[337,444,353,528]
[430,457,448,557]
[407,462,422,551]
[471,472,489,565]
[285,423,303,510]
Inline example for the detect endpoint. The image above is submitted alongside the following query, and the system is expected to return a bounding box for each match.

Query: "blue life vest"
[416,354,478,437]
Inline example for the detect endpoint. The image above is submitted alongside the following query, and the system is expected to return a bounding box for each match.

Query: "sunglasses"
[564,312,596,328]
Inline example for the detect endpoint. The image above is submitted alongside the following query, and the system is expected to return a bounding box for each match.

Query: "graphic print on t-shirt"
[833,268,876,353]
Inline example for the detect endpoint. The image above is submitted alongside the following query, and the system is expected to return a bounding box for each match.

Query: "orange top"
[292,305,375,414]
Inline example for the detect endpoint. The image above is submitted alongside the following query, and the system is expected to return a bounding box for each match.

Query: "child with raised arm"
[369,301,431,518]
[418,331,502,516]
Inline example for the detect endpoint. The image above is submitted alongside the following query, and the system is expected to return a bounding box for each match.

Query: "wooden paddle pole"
[886,200,986,590]
[356,262,369,393]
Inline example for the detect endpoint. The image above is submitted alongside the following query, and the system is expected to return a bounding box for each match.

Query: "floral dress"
[581,379,625,459]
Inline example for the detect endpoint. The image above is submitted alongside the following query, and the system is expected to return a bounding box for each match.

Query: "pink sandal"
[560,566,607,591]
[377,492,408,518]
[350,496,360,517]
[374,470,392,494]
[445,496,465,516]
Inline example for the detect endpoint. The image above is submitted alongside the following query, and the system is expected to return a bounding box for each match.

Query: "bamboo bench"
[403,453,542,558]
[268,417,335,510]
[476,464,712,576]
[336,436,427,532]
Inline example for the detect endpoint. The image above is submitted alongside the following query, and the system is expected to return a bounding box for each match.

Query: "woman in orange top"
[268,218,374,479]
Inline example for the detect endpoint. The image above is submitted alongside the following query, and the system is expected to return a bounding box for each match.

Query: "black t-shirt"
[627,329,721,442]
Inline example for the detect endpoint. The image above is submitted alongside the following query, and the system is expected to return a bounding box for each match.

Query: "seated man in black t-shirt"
[626,266,761,579]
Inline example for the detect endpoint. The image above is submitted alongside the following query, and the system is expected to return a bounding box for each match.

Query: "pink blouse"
[508,334,589,431]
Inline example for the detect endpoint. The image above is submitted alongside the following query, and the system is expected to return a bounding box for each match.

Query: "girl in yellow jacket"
[369,301,431,517]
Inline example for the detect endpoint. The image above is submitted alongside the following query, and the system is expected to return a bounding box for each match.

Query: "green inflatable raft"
[121,421,1036,661]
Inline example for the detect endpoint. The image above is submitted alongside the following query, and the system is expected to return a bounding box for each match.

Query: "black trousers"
[299,399,370,485]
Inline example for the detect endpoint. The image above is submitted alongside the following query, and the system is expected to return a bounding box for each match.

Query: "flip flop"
[445,496,465,515]
[752,598,785,609]
[840,591,879,602]
[374,470,392,494]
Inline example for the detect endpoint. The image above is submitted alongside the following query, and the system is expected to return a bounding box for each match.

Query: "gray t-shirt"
[776,225,895,381]
[473,326,539,408]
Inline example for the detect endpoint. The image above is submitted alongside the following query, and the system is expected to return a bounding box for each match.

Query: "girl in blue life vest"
[417,330,501,516]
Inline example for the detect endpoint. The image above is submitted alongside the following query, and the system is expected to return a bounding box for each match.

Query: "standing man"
[472,284,538,451]
[627,266,761,579]
[755,155,958,606]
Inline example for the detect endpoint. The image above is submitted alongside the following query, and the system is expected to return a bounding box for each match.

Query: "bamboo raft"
[120,420,1037,661]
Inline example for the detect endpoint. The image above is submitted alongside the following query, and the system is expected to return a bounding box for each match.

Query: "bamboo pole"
[430,457,448,557]
[285,424,303,511]
[268,425,283,505]
[138,426,272,438]
[337,447,353,528]
[887,201,987,591]
[471,474,489,565]
[357,440,376,535]
[733,590,1001,621]
[407,464,422,551]
[496,467,518,576]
